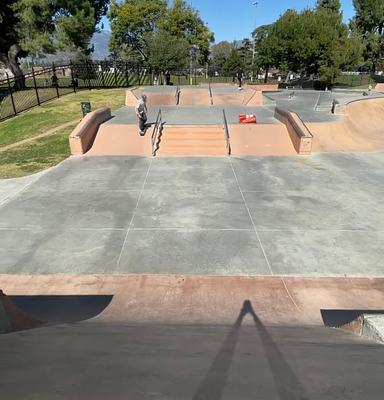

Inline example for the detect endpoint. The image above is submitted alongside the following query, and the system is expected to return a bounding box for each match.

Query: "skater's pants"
[139,115,147,131]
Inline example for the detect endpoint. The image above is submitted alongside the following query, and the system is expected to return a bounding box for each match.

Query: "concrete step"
[163,132,224,140]
[160,139,224,147]
[156,125,226,156]
[156,148,226,156]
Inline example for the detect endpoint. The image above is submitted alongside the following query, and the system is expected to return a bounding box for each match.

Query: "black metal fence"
[0,61,151,122]
[0,59,281,122]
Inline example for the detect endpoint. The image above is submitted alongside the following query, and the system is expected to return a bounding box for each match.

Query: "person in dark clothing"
[51,73,59,87]
[236,69,243,90]
[165,71,171,85]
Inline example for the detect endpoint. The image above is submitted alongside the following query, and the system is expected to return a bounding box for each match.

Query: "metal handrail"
[151,109,163,156]
[175,86,181,105]
[208,83,213,105]
[222,109,231,156]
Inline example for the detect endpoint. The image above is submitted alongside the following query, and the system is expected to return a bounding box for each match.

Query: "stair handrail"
[208,83,213,105]
[175,85,181,105]
[222,109,231,156]
[151,109,163,156]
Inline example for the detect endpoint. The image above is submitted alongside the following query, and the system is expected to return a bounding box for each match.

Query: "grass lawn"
[0,124,75,179]
[0,88,126,179]
[0,88,126,147]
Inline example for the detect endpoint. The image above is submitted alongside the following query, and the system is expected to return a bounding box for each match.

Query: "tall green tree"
[316,0,341,12]
[147,29,189,74]
[351,0,384,72]
[223,49,243,77]
[0,0,108,87]
[252,24,279,82]
[109,0,214,69]
[162,0,214,63]
[109,0,167,63]
[209,41,234,75]
[268,6,361,86]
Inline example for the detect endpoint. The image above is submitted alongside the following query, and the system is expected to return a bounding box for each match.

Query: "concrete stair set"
[155,125,227,156]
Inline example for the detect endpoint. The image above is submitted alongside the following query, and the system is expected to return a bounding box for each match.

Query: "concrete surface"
[1,154,384,276]
[0,310,383,399]
[107,105,278,126]
[308,98,384,153]
[263,89,384,122]
[363,315,384,344]
[2,275,384,326]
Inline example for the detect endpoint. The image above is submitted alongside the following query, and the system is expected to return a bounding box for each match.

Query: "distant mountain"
[90,30,111,61]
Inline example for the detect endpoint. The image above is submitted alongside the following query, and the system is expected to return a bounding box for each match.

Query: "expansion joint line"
[228,158,274,275]
[116,158,154,269]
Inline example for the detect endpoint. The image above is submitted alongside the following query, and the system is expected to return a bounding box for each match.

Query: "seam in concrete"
[281,277,301,311]
[229,157,274,275]
[116,158,154,269]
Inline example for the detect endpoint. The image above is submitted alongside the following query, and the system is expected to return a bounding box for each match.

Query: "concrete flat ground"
[107,105,278,125]
[1,318,383,400]
[1,153,384,276]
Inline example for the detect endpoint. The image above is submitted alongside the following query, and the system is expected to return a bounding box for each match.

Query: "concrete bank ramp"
[211,88,257,105]
[133,88,177,106]
[2,275,384,327]
[178,88,211,105]
[308,98,384,152]
[229,124,297,156]
[87,123,152,156]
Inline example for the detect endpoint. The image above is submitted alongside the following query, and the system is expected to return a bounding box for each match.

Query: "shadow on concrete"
[321,309,384,328]
[10,295,113,324]
[193,300,308,400]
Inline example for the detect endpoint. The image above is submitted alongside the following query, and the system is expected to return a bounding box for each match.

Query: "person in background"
[135,94,148,136]
[236,68,244,90]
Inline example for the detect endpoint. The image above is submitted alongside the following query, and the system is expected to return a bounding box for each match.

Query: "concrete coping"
[69,107,111,155]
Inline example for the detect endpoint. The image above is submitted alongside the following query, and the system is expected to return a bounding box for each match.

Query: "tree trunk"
[263,66,269,83]
[7,44,25,89]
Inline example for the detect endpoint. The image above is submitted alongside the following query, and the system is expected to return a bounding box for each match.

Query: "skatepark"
[1,84,384,398]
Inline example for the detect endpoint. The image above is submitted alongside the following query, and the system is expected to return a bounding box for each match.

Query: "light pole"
[189,45,199,85]
[251,1,259,82]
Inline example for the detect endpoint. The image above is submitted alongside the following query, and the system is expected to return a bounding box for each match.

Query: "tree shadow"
[193,300,309,400]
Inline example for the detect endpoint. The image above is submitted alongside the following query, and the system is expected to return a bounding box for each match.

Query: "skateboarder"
[135,94,148,136]
[236,68,244,90]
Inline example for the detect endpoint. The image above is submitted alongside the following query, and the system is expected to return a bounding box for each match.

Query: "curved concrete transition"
[308,98,384,152]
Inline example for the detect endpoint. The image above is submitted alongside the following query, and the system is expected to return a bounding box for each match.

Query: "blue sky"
[102,0,356,43]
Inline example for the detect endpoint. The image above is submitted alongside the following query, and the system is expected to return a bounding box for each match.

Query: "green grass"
[0,88,126,147]
[0,88,127,178]
[0,124,75,179]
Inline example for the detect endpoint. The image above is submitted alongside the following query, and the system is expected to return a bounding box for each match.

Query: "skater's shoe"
[139,131,145,136]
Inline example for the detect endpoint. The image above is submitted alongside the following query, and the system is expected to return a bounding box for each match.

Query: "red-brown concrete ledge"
[69,107,111,155]
[1,275,383,327]
[274,107,313,155]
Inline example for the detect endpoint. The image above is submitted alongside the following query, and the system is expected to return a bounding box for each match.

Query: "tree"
[161,0,214,64]
[223,49,243,77]
[351,0,384,72]
[316,0,341,12]
[268,6,361,87]
[147,30,189,74]
[0,0,108,88]
[252,24,279,82]
[109,0,167,63]
[109,0,213,71]
[209,41,234,75]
